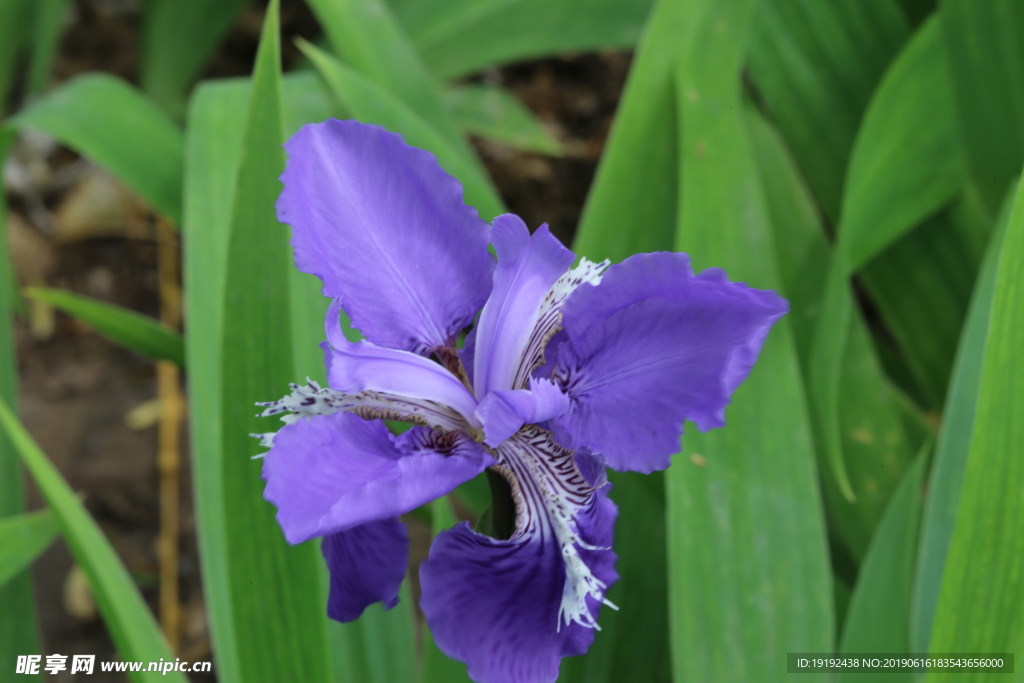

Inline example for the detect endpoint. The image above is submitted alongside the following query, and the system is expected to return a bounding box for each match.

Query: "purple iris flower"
[256,119,787,683]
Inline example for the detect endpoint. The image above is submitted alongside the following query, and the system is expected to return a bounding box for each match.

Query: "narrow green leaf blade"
[839,14,965,270]
[748,0,909,220]
[301,42,504,220]
[927,174,1024,676]
[911,182,1015,653]
[572,0,684,261]
[748,108,920,560]
[0,509,59,588]
[307,0,473,160]
[140,0,250,116]
[24,287,185,367]
[670,2,833,680]
[0,124,42,677]
[0,0,32,115]
[218,2,331,680]
[0,398,184,682]
[397,0,653,79]
[941,0,1024,212]
[443,84,561,156]
[24,0,71,96]
[838,452,927,681]
[11,74,185,223]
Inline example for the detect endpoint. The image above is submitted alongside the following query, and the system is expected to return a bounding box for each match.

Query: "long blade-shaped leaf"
[443,84,561,156]
[748,108,920,561]
[573,0,685,261]
[217,2,331,680]
[397,0,653,80]
[748,0,909,221]
[0,125,42,677]
[941,0,1024,212]
[0,398,184,682]
[0,509,59,587]
[24,287,185,367]
[306,0,473,161]
[670,2,833,680]
[839,14,965,271]
[0,0,31,115]
[11,74,184,224]
[301,42,504,220]
[838,451,927,677]
[140,0,250,116]
[910,181,1015,653]
[808,15,965,500]
[927,174,1024,678]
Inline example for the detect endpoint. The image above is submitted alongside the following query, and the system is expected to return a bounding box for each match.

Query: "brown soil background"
[7,0,631,679]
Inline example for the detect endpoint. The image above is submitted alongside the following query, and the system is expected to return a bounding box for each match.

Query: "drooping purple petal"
[472,215,575,396]
[326,339,480,429]
[474,378,569,447]
[278,120,494,355]
[419,489,617,683]
[322,518,408,622]
[551,252,787,473]
[262,414,494,543]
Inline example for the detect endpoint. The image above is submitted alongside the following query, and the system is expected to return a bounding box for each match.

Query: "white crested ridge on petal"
[253,378,471,448]
[511,257,610,391]
[497,425,617,631]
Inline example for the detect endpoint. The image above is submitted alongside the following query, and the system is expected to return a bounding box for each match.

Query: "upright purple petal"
[472,215,575,396]
[262,414,494,543]
[419,490,617,683]
[322,518,408,622]
[278,120,494,354]
[551,252,787,473]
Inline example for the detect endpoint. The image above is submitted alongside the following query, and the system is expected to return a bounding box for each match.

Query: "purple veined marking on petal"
[252,379,472,449]
[492,425,618,631]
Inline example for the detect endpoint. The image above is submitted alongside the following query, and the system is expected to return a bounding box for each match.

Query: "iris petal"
[472,215,575,396]
[278,120,494,355]
[420,488,617,683]
[551,252,788,473]
[322,518,408,622]
[262,414,494,543]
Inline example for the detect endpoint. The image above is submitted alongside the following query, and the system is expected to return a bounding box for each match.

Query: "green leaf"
[838,451,927,683]
[23,287,185,367]
[839,14,965,271]
[668,2,833,680]
[217,2,331,680]
[748,107,920,561]
[858,199,987,408]
[0,398,184,682]
[443,84,561,156]
[941,0,1024,212]
[0,124,43,677]
[396,0,654,79]
[140,0,250,116]
[306,0,473,160]
[184,69,403,683]
[24,0,71,96]
[910,181,1015,653]
[926,163,1024,678]
[11,74,185,224]
[0,509,59,588]
[748,0,909,221]
[572,0,684,262]
[806,15,967,501]
[300,41,505,220]
[0,0,32,115]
